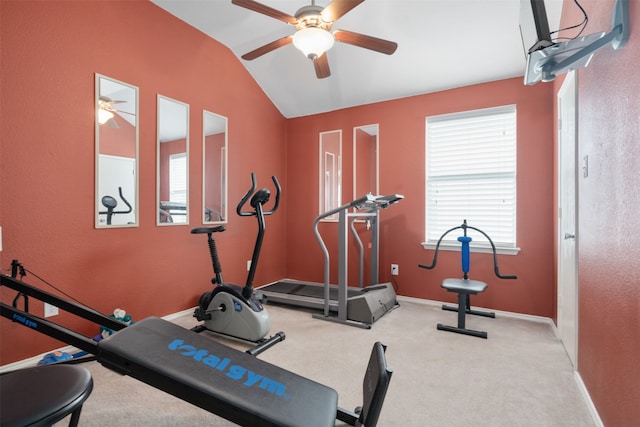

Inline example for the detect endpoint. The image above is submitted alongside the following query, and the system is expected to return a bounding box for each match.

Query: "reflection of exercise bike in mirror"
[204,207,224,222]
[192,173,285,355]
[99,187,132,225]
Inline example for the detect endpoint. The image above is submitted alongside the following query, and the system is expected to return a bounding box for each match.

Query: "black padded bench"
[97,317,338,426]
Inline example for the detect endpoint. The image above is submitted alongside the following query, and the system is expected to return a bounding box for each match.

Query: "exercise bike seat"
[192,226,225,234]
[97,317,338,427]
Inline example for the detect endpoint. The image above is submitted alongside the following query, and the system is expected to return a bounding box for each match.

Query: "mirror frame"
[202,110,228,224]
[353,123,379,204]
[156,95,190,226]
[95,74,139,228]
[319,129,342,222]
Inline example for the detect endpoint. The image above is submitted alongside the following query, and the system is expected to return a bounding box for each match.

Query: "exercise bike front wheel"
[199,292,213,310]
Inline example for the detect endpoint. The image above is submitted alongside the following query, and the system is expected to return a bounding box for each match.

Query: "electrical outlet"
[247,260,252,271]
[44,303,59,317]
[391,264,399,276]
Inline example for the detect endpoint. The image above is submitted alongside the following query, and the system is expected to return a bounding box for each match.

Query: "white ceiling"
[151,0,563,119]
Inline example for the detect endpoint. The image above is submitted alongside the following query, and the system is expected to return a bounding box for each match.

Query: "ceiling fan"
[232,0,398,79]
[98,96,133,128]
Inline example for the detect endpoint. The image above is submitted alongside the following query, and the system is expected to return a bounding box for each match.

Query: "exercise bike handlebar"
[235,173,281,298]
[99,187,133,225]
[418,220,517,280]
[99,187,132,213]
[236,173,281,217]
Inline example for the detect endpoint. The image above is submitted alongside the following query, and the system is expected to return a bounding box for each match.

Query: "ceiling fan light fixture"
[293,27,334,60]
[98,108,114,125]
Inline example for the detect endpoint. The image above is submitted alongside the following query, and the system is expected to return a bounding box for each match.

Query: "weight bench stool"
[0,364,93,427]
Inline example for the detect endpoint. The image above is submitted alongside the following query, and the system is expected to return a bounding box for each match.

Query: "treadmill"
[260,193,403,328]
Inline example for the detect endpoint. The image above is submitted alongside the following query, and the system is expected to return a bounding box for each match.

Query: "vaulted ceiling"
[151,0,562,118]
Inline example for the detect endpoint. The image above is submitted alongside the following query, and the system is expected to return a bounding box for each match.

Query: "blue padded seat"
[0,364,93,427]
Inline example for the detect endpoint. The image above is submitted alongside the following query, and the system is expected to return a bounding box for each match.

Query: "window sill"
[421,242,520,256]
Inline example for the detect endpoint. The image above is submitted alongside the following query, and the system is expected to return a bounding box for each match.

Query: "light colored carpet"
[54,299,594,426]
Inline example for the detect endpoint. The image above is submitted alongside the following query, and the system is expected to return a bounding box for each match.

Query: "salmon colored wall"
[0,1,287,364]
[555,0,640,425]
[285,78,556,317]
[100,118,137,158]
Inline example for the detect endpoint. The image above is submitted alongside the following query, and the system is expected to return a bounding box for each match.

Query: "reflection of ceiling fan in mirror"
[98,96,134,128]
[232,0,398,79]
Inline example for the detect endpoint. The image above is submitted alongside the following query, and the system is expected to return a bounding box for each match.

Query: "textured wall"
[0,1,287,364]
[555,0,640,425]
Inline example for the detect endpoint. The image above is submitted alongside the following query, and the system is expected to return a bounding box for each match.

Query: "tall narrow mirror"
[353,124,379,203]
[157,95,189,225]
[319,129,342,221]
[95,74,139,228]
[203,111,228,224]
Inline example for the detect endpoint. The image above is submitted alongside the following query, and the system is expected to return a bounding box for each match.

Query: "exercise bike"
[99,186,133,225]
[192,173,284,355]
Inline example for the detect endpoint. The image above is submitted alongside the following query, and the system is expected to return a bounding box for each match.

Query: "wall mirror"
[353,124,379,205]
[157,95,190,225]
[319,129,342,221]
[202,111,228,224]
[95,74,139,228]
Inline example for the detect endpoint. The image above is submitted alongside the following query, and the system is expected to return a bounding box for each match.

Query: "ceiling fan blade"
[334,30,398,55]
[321,0,365,23]
[231,0,297,25]
[241,36,293,60]
[313,54,331,79]
[113,110,136,116]
[99,96,126,106]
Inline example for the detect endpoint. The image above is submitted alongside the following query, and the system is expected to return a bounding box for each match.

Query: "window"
[425,105,517,253]
[169,153,187,223]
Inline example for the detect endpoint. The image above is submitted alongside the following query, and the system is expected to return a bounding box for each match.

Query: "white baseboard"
[161,307,195,322]
[0,344,78,373]
[0,307,197,374]
[574,370,604,427]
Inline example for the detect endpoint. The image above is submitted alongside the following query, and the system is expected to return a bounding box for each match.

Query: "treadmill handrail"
[350,217,364,288]
[313,194,404,315]
[315,194,404,222]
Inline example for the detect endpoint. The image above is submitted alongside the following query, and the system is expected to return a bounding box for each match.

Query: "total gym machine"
[1,264,393,427]
[192,173,284,354]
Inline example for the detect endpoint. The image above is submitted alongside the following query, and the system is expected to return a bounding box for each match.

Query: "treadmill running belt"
[263,281,361,300]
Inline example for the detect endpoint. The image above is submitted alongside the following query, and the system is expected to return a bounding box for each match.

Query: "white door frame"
[557,71,578,368]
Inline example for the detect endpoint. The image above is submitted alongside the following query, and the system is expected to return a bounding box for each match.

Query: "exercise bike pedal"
[193,307,212,321]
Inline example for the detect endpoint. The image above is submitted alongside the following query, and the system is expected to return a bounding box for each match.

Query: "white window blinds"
[426,105,517,248]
